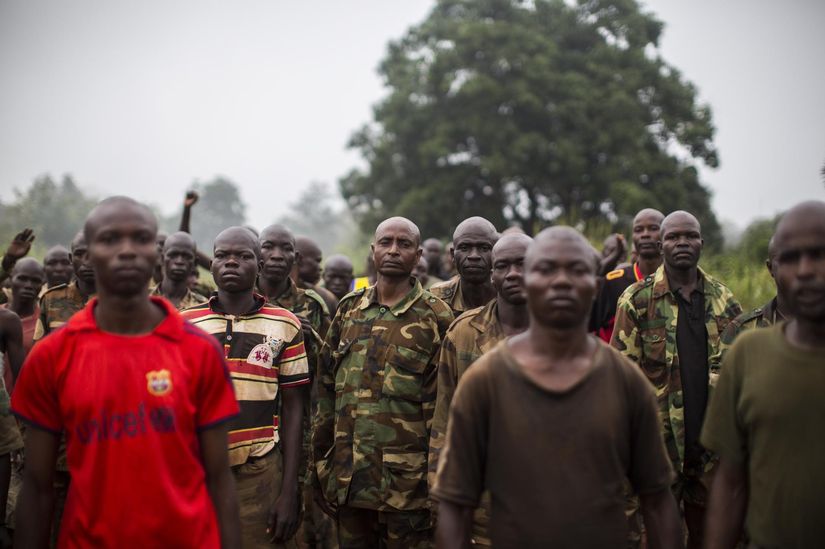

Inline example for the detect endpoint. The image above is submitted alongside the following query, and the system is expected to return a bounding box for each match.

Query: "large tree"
[188,176,247,252]
[341,0,721,245]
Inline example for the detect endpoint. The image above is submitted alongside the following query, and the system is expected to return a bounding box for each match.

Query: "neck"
[160,277,189,299]
[76,278,96,298]
[94,291,162,335]
[496,296,529,335]
[460,277,496,309]
[637,255,662,277]
[258,276,290,301]
[9,296,35,318]
[774,293,790,320]
[527,319,591,361]
[376,274,413,308]
[664,263,698,292]
[216,288,257,316]
[786,317,825,350]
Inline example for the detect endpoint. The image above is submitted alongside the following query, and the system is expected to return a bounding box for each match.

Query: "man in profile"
[12,197,241,548]
[434,227,681,548]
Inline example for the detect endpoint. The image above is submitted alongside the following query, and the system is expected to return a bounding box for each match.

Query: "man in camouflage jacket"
[611,211,740,548]
[313,217,452,548]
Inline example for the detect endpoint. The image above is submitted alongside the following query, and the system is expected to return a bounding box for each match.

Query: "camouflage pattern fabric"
[33,281,93,341]
[313,278,453,514]
[233,449,299,549]
[710,297,783,370]
[428,300,503,546]
[149,285,207,311]
[428,276,471,316]
[610,265,741,474]
[265,279,337,549]
[336,507,432,549]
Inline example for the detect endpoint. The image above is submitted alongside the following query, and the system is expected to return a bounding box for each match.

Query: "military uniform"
[611,265,741,519]
[32,280,94,546]
[149,285,207,311]
[264,278,337,549]
[429,300,503,547]
[711,297,784,370]
[428,276,471,316]
[313,279,453,548]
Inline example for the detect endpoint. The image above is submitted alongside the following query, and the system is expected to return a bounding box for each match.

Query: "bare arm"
[435,500,472,549]
[639,487,681,549]
[199,424,241,549]
[14,427,58,549]
[2,312,26,380]
[177,192,213,269]
[269,385,306,542]
[705,458,747,549]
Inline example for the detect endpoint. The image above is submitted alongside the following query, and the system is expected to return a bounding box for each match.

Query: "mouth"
[673,252,693,260]
[548,296,577,307]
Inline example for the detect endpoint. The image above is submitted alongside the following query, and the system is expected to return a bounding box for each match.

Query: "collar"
[268,277,299,305]
[66,295,184,341]
[207,292,267,316]
[762,297,784,324]
[468,299,499,334]
[652,264,708,300]
[633,262,643,282]
[357,277,424,316]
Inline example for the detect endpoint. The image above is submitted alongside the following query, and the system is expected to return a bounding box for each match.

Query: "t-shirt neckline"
[501,336,604,396]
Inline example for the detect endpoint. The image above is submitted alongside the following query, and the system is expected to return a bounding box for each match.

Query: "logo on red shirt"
[146,369,172,396]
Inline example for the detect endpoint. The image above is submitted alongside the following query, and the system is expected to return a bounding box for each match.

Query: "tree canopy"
[341,0,722,246]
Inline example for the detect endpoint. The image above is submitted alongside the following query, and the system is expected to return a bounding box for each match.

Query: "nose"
[797,252,816,278]
[504,264,522,280]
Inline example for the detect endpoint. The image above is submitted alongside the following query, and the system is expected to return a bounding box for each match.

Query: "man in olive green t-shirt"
[701,200,825,548]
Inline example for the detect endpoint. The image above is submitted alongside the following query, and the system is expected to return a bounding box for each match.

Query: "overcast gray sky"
[1,0,823,233]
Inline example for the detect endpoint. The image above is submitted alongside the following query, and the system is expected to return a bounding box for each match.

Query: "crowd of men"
[0,191,821,549]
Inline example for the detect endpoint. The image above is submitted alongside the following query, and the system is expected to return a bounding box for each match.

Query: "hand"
[267,487,300,543]
[313,488,337,519]
[299,317,314,344]
[183,190,199,208]
[4,229,35,262]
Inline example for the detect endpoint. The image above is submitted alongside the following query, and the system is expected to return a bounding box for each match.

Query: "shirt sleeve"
[10,340,63,434]
[278,325,310,389]
[431,360,490,507]
[700,337,747,463]
[627,365,675,494]
[195,338,239,431]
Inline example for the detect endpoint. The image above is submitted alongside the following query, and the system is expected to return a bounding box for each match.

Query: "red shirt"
[11,296,238,549]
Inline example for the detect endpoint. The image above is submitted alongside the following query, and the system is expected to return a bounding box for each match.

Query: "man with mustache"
[313,217,453,548]
[611,210,741,548]
[702,200,825,548]
[428,232,532,546]
[429,217,498,316]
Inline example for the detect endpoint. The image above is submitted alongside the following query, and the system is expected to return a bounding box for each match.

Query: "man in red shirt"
[12,196,241,548]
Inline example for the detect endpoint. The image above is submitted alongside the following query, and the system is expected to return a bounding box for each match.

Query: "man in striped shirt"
[182,226,309,548]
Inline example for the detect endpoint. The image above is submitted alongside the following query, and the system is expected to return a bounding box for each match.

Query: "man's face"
[11,264,45,304]
[423,240,442,269]
[632,213,663,261]
[212,238,259,293]
[298,246,322,285]
[774,231,825,322]
[260,229,295,284]
[86,212,157,296]
[661,217,703,270]
[163,242,196,284]
[72,240,96,285]
[452,231,495,284]
[323,264,354,299]
[525,238,597,329]
[43,251,72,287]
[372,221,421,279]
[412,258,429,287]
[492,241,528,306]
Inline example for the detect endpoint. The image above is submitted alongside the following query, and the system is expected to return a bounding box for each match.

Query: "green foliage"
[188,176,247,253]
[0,174,98,251]
[342,0,722,247]
[700,254,773,312]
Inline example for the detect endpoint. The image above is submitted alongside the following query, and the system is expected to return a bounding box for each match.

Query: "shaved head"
[214,226,260,260]
[774,201,825,247]
[84,196,157,243]
[44,245,69,263]
[493,232,533,259]
[453,216,498,243]
[661,210,701,237]
[527,226,598,271]
[71,230,86,252]
[633,208,665,226]
[374,217,421,247]
[260,224,295,247]
[164,231,197,253]
[325,254,353,272]
[11,257,44,277]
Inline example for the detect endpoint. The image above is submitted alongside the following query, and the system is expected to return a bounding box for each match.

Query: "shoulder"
[617,274,654,307]
[181,320,226,359]
[336,287,365,313]
[258,304,303,331]
[605,267,628,282]
[428,277,457,299]
[302,288,330,316]
[179,301,212,319]
[445,305,485,336]
[726,307,763,334]
[39,283,70,303]
[418,291,454,325]
[0,307,20,325]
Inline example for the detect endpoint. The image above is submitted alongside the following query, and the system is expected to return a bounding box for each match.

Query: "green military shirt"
[429,299,503,546]
[149,285,207,311]
[611,265,741,474]
[428,276,472,316]
[711,297,784,370]
[313,278,453,512]
[34,281,94,341]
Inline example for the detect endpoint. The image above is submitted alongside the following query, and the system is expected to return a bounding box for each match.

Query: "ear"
[294,250,303,266]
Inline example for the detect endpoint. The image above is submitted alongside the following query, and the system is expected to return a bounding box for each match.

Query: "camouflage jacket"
[711,297,783,369]
[149,285,207,311]
[428,299,503,488]
[428,276,471,316]
[611,265,741,473]
[34,281,94,341]
[313,278,453,511]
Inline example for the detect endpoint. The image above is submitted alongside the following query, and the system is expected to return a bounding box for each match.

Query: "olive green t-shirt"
[701,322,825,547]
[432,339,674,548]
